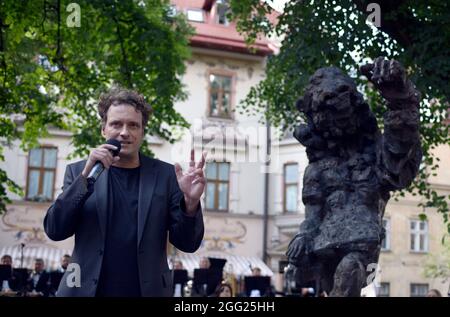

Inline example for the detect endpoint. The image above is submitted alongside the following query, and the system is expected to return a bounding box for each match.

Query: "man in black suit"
[44,87,206,297]
[27,258,50,297]
[1,254,20,292]
[49,254,71,296]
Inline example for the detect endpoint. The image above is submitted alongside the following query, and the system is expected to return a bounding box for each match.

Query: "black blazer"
[44,154,204,296]
[27,271,51,297]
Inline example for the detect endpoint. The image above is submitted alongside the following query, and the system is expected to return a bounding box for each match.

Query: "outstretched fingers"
[174,163,183,180]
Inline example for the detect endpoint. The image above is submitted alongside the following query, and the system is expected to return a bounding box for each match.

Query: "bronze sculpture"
[286,57,422,297]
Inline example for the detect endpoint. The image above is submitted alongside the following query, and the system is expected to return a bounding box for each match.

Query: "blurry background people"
[251,267,261,276]
[199,257,211,269]
[1,254,12,266]
[173,259,184,270]
[426,289,442,297]
[213,282,233,297]
[59,254,71,272]
[1,254,15,292]
[49,254,72,296]
[243,266,272,297]
[171,259,188,297]
[27,258,50,297]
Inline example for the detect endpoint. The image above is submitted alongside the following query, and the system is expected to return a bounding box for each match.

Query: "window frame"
[377,282,390,297]
[205,162,230,212]
[409,219,429,253]
[186,8,204,22]
[381,218,391,251]
[25,146,58,202]
[283,162,298,213]
[215,0,230,26]
[207,70,235,120]
[410,283,429,297]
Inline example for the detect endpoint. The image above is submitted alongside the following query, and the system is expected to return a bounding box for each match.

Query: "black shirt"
[96,165,141,297]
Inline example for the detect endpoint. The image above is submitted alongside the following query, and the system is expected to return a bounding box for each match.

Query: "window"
[377,282,390,297]
[209,73,232,119]
[205,162,230,211]
[410,283,429,297]
[283,163,298,212]
[410,220,428,252]
[381,219,390,251]
[187,9,204,22]
[215,0,230,25]
[26,147,57,201]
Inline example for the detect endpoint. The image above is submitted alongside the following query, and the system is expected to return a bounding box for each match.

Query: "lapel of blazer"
[95,168,109,242]
[137,153,158,248]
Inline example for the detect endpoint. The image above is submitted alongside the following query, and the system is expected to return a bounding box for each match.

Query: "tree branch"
[112,14,132,87]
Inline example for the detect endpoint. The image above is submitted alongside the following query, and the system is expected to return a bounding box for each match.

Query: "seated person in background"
[426,289,442,297]
[172,259,185,270]
[1,254,13,266]
[49,254,71,296]
[213,282,233,297]
[193,257,224,297]
[27,258,50,297]
[199,257,211,269]
[244,268,272,297]
[0,254,25,292]
[59,254,71,273]
[251,267,262,276]
[171,259,188,296]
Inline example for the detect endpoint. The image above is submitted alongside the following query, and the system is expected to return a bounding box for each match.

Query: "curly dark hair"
[98,87,152,127]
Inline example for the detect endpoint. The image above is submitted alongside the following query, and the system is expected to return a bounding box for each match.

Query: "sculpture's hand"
[360,56,420,104]
[286,233,313,263]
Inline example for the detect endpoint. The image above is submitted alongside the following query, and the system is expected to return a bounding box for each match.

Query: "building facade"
[0,0,448,296]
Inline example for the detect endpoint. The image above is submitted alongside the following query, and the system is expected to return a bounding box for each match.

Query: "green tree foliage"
[424,234,450,282]
[0,0,193,211]
[229,0,450,232]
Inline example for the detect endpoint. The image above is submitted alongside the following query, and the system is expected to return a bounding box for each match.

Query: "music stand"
[173,269,188,286]
[172,269,188,296]
[0,265,12,283]
[193,268,209,296]
[50,271,64,293]
[193,257,227,296]
[244,276,271,297]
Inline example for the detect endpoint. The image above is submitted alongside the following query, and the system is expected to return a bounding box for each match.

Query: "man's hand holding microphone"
[81,139,121,183]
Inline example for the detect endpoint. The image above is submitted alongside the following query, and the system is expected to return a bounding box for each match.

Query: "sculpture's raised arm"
[361,57,422,191]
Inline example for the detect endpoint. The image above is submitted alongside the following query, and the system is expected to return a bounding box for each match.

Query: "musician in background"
[199,257,211,269]
[172,259,185,270]
[1,254,20,292]
[27,258,50,297]
[49,254,72,296]
[251,267,262,276]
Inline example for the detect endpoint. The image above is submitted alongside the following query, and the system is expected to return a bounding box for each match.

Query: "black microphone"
[87,139,121,183]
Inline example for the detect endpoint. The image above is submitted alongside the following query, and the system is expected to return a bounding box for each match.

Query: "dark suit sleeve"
[36,272,51,297]
[167,169,204,253]
[44,164,93,241]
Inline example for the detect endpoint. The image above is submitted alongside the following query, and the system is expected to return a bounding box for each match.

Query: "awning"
[0,245,71,270]
[168,252,273,277]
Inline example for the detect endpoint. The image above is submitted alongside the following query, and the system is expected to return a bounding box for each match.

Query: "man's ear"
[101,123,106,138]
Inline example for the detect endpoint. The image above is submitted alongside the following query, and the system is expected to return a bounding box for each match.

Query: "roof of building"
[171,0,279,56]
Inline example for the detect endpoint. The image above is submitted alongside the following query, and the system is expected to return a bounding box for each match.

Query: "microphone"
[87,139,121,183]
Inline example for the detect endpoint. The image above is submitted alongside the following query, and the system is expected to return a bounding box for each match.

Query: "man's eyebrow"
[109,118,140,124]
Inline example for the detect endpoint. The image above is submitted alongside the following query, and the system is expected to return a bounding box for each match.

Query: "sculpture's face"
[305,70,360,138]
